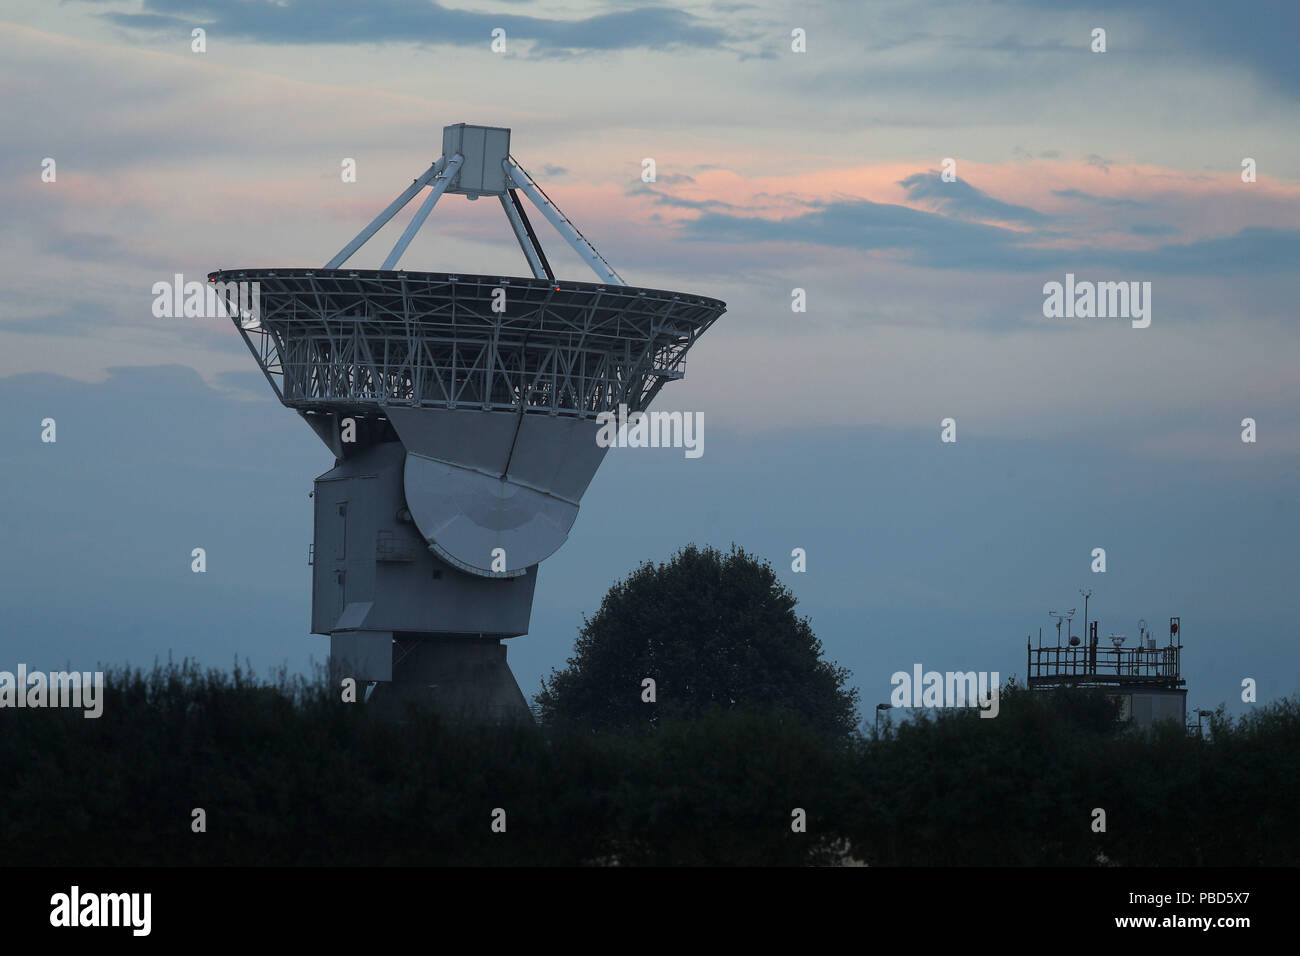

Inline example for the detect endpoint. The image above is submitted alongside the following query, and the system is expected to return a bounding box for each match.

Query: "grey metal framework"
[1027,616,1185,691]
[1026,644,1184,689]
[212,268,724,420]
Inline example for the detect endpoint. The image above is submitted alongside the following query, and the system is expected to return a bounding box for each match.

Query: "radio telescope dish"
[212,124,726,719]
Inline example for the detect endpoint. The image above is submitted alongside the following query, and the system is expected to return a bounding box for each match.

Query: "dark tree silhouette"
[535,544,860,736]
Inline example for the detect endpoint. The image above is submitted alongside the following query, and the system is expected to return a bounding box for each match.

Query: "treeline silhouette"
[2,660,1295,866]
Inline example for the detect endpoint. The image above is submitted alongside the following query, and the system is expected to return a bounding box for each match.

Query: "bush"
[2,660,1295,865]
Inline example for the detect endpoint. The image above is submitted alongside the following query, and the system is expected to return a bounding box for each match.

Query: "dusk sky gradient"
[2,0,1297,722]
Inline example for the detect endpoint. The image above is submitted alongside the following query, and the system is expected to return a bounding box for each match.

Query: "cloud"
[1123,226,1300,275]
[1127,223,1176,237]
[1085,154,1114,175]
[2,363,1296,717]
[681,197,1300,275]
[1032,0,1300,97]
[899,171,1048,225]
[0,302,111,335]
[628,184,737,211]
[682,198,1033,270]
[40,230,124,261]
[216,368,274,396]
[955,33,1074,54]
[93,0,735,58]
[797,0,1300,107]
[1052,188,1148,209]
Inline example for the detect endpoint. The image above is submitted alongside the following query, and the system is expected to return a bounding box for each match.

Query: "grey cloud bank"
[97,0,734,57]
[2,366,1295,720]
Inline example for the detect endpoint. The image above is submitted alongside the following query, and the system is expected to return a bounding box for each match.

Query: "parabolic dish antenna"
[211,123,726,719]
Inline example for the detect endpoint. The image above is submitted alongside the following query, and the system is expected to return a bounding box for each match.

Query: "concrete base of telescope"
[366,636,532,724]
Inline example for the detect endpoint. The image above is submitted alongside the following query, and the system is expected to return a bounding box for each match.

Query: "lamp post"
[1079,588,1093,644]
[875,703,892,735]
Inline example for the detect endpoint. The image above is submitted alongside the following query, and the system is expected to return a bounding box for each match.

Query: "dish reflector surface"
[385,406,607,576]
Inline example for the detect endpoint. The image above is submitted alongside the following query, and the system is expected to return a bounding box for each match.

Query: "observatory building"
[1027,611,1187,730]
[212,124,725,720]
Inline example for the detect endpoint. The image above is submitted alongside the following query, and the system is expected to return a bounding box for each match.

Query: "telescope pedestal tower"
[212,124,725,721]
[310,436,539,721]
[368,637,531,720]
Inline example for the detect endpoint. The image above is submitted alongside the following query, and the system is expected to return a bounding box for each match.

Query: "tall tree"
[535,544,859,736]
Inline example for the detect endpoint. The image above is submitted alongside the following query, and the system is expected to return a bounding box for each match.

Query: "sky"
[1,0,1297,723]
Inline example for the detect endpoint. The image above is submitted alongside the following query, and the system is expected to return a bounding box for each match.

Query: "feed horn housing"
[210,124,726,719]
